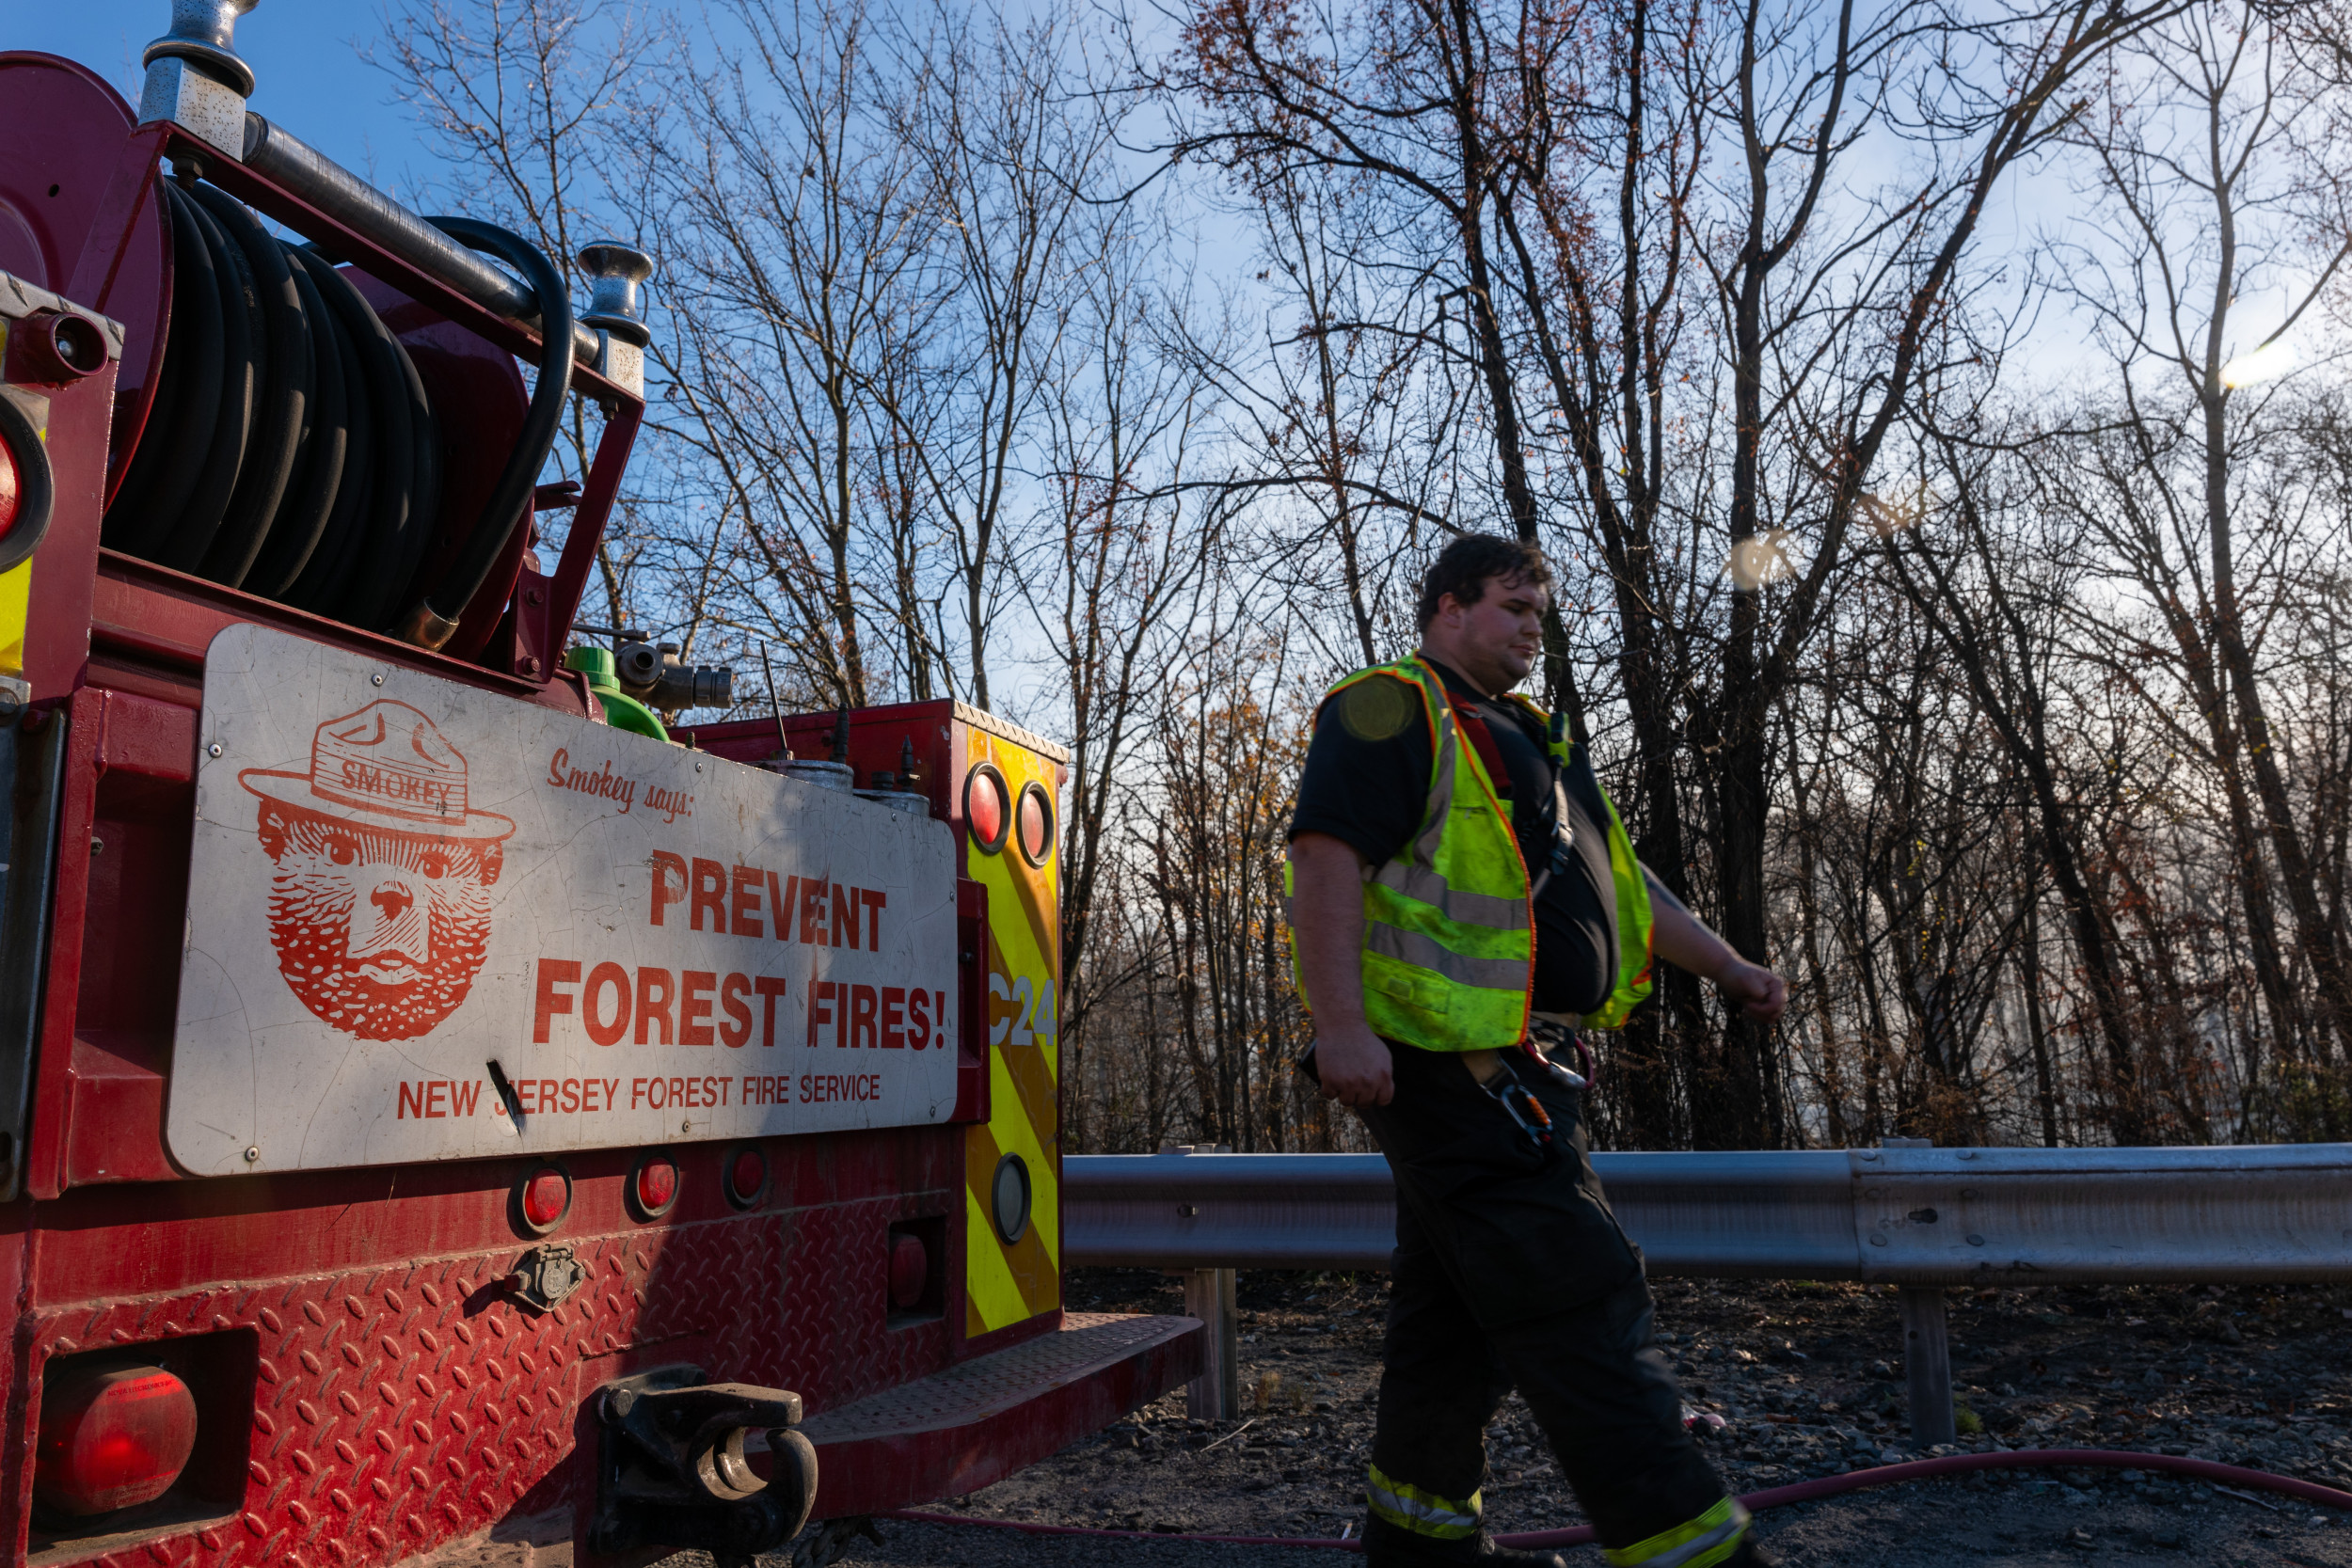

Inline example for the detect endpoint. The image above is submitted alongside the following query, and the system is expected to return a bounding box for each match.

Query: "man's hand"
[1645,865,1789,1025]
[1313,1022,1394,1107]
[1714,956,1788,1023]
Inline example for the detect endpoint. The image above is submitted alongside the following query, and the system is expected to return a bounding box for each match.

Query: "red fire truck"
[0,8,1200,1566]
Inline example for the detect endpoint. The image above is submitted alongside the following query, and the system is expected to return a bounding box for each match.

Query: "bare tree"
[374,0,668,632]
[634,0,941,705]
[1029,188,1225,1109]
[382,0,2352,1154]
[867,3,1114,710]
[2042,1,2352,1070]
[1163,0,2189,1146]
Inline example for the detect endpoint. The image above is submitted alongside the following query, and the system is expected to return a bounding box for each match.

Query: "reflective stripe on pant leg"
[1365,1462,1482,1540]
[1601,1497,1750,1568]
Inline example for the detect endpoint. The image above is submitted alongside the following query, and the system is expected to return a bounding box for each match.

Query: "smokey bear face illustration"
[255,801,503,1041]
[241,700,516,1040]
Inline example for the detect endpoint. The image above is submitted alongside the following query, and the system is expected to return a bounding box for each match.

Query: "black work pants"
[1356,1039,1729,1550]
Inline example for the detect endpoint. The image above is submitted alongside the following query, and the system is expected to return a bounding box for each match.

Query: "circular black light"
[963,762,1009,854]
[724,1144,771,1210]
[990,1152,1032,1245]
[1015,781,1054,868]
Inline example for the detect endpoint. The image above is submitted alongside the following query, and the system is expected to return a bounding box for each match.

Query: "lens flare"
[2221,340,2296,388]
[1724,530,1798,592]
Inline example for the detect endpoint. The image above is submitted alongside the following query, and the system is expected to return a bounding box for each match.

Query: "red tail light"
[35,1363,199,1517]
[889,1233,929,1309]
[632,1151,679,1217]
[726,1145,769,1209]
[517,1164,572,1232]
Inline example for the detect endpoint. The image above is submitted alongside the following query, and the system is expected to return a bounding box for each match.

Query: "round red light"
[522,1169,569,1229]
[1017,782,1053,866]
[964,764,1008,852]
[635,1157,677,1214]
[35,1363,199,1517]
[889,1234,929,1310]
[0,432,19,539]
[729,1148,767,1207]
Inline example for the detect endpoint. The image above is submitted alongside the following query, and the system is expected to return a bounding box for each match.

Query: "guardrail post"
[1182,1266,1239,1421]
[1880,1137,1955,1447]
[1898,1286,1955,1446]
[1158,1143,1241,1421]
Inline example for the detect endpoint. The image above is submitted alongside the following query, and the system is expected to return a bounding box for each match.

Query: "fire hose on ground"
[879,1447,2352,1552]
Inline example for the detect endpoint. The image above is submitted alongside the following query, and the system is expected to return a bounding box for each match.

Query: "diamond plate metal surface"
[793,1311,1202,1518]
[798,1314,1194,1441]
[26,1187,954,1568]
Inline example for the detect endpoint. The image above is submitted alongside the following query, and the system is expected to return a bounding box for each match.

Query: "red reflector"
[522,1170,569,1228]
[635,1157,677,1213]
[729,1148,766,1205]
[35,1364,198,1517]
[889,1234,928,1310]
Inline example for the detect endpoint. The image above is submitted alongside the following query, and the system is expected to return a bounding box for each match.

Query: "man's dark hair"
[1415,534,1554,631]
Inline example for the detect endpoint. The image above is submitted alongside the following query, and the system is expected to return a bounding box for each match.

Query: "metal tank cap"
[777,759,855,792]
[578,242,655,346]
[144,0,262,99]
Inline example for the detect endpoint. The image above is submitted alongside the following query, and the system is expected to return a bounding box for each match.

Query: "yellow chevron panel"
[958,711,1066,1338]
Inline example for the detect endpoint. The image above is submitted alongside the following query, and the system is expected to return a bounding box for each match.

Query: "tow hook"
[590,1367,818,1568]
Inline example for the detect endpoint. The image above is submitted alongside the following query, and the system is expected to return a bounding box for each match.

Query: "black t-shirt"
[1289,658,1620,1016]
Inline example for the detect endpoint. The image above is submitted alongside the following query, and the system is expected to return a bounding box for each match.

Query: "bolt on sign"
[167,623,960,1175]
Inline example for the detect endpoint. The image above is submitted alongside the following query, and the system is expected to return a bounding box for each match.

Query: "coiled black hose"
[413,216,572,635]
[102,182,566,646]
[188,183,312,587]
[103,184,221,552]
[245,252,345,597]
[108,183,254,570]
[103,178,432,627]
[0,391,56,576]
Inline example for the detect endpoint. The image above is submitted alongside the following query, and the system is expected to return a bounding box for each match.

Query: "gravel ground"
[704,1268,2352,1565]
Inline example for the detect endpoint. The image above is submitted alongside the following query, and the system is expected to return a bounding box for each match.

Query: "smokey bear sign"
[240,699,516,1041]
[168,623,961,1176]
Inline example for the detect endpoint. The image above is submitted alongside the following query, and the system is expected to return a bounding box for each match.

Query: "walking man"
[1288,535,1788,1567]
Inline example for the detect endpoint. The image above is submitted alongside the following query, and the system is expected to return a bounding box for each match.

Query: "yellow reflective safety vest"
[1286,657,1654,1051]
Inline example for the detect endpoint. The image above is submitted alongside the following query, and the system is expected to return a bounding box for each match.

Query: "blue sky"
[12,5,433,187]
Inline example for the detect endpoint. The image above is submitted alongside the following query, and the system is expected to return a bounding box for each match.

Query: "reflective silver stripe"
[1604,1500,1751,1568]
[1366,922,1530,990]
[1373,861,1529,928]
[1365,1471,1481,1539]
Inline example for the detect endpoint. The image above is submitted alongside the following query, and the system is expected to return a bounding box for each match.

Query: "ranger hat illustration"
[240,699,516,842]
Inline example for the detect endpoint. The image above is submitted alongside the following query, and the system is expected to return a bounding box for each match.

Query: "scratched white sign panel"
[167,623,959,1175]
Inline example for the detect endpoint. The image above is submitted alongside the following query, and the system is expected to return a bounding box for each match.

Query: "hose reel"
[1,46,660,677]
[99,176,569,653]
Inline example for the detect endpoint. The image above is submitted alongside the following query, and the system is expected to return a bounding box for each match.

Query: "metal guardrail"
[1065,1143,2352,1438]
[1064,1143,2352,1285]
